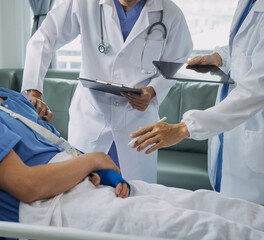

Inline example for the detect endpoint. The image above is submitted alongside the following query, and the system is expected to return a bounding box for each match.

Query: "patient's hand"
[90,173,101,186]
[91,170,130,198]
[91,175,129,198]
[116,182,130,198]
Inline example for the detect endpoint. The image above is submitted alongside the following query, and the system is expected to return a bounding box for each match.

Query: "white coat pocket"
[244,130,264,173]
[129,37,164,71]
[69,87,106,143]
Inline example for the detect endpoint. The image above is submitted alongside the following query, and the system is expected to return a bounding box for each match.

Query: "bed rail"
[0,221,163,240]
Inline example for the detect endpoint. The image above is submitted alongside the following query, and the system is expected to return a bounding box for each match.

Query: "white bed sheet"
[19,152,264,240]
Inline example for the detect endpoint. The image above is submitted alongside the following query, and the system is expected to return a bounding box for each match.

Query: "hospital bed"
[0,69,264,239]
[1,179,264,240]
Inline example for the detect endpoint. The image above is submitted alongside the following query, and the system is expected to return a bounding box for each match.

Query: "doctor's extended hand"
[187,52,223,67]
[121,86,156,111]
[27,89,53,122]
[130,122,190,154]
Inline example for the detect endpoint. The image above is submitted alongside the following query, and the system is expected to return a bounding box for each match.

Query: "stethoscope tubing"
[99,4,167,74]
[99,4,167,49]
[147,21,167,39]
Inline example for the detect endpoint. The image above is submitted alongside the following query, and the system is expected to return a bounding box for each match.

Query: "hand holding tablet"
[153,61,234,84]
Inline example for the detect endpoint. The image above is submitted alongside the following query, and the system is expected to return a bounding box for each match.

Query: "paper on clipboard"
[79,78,141,96]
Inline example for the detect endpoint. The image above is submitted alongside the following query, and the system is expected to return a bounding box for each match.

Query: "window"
[54,39,82,70]
[52,0,81,70]
[53,0,238,70]
[172,0,238,56]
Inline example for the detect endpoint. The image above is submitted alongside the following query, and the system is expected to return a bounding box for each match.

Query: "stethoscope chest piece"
[98,42,110,54]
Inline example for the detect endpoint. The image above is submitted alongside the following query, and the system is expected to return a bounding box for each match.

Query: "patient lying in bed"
[1,88,264,240]
[0,88,129,222]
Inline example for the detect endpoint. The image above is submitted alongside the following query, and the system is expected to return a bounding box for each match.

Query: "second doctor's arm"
[131,28,264,152]
[22,0,80,120]
[122,3,193,111]
[130,121,190,154]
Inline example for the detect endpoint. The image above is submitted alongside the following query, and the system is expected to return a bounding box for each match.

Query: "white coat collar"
[253,0,264,12]
[145,0,163,12]
[99,0,111,5]
[230,0,264,41]
[230,1,249,35]
[99,0,164,50]
[123,0,164,47]
[99,0,163,10]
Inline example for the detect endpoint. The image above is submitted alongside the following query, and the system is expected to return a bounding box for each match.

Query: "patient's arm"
[0,150,120,203]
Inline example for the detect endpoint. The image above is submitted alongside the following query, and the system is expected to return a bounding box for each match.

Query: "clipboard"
[153,61,234,84]
[79,78,141,96]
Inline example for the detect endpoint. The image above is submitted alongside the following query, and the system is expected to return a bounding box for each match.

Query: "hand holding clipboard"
[79,78,141,96]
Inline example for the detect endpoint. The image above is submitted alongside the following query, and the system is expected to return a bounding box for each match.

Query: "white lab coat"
[22,0,193,183]
[183,0,264,204]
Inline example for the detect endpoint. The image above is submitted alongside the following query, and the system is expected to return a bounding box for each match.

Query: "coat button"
[114,75,120,81]
[113,101,119,106]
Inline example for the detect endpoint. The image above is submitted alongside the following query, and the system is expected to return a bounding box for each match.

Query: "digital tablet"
[79,78,141,96]
[153,61,234,84]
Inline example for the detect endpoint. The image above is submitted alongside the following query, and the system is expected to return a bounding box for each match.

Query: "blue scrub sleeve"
[97,170,130,192]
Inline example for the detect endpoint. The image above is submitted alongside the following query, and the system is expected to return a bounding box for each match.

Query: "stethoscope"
[98,5,167,74]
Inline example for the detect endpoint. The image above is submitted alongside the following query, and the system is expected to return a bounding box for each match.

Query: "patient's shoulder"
[0,88,28,103]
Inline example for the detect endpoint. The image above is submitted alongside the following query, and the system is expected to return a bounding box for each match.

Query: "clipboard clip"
[96,79,124,87]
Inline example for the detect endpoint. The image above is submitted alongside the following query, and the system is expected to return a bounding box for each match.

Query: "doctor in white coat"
[130,0,264,204]
[22,0,193,183]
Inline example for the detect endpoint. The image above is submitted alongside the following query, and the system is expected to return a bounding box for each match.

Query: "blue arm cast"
[97,170,130,191]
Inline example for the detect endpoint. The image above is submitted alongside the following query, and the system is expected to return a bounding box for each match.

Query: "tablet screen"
[153,61,234,84]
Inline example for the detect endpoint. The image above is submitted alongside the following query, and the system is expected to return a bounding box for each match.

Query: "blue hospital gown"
[0,88,127,224]
[0,88,62,223]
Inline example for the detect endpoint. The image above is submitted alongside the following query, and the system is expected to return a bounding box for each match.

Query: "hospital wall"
[0,0,31,69]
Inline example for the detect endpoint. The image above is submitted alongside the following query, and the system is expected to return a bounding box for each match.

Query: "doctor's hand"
[130,122,190,154]
[121,86,156,111]
[187,52,223,67]
[27,89,53,122]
